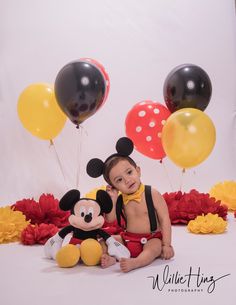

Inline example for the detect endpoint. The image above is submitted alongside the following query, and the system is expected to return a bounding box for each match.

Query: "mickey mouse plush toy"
[44,189,130,267]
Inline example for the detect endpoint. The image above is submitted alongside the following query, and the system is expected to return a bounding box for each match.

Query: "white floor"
[1,213,236,305]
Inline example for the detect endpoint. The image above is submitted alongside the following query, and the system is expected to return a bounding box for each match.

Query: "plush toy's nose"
[84,214,92,223]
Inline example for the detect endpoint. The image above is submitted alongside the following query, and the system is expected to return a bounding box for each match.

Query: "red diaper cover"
[120,231,162,258]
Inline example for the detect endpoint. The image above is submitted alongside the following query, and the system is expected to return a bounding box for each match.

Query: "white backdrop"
[1,0,236,206]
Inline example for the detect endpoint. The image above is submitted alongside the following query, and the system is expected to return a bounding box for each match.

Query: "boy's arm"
[151,188,172,247]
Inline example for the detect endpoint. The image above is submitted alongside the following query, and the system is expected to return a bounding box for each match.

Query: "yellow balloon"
[161,108,216,168]
[80,239,103,266]
[17,83,66,140]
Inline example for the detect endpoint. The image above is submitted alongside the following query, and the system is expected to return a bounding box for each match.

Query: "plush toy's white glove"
[106,237,130,261]
[44,233,63,260]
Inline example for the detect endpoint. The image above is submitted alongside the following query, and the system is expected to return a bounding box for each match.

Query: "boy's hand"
[161,245,174,260]
[106,185,119,203]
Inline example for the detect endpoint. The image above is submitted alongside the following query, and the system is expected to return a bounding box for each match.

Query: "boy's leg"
[120,238,162,273]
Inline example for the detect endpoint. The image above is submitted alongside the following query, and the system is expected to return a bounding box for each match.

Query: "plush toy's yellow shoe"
[56,244,80,268]
[80,239,103,266]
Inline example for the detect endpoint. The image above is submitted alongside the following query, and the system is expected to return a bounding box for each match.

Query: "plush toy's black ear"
[59,189,80,211]
[96,190,113,214]
[116,137,134,156]
[86,158,104,178]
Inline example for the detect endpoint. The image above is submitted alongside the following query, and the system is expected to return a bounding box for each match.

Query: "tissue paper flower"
[11,198,44,224]
[209,181,236,211]
[12,194,70,227]
[187,213,227,234]
[38,194,70,227]
[0,206,30,243]
[163,189,228,224]
[21,223,58,245]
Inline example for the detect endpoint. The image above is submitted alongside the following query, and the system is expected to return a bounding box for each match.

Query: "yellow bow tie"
[122,184,145,205]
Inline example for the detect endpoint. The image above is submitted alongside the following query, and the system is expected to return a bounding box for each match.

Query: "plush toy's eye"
[79,206,86,217]
[87,207,94,216]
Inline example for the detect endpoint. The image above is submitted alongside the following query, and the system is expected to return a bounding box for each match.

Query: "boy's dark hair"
[86,137,136,185]
[103,155,137,186]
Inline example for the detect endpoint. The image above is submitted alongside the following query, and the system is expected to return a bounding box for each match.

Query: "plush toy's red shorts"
[69,237,83,245]
[120,231,162,258]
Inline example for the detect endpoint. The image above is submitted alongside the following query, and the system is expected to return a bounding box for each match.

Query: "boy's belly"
[126,214,159,234]
[124,200,159,233]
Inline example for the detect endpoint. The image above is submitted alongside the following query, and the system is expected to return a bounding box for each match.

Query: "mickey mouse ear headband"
[86,137,134,179]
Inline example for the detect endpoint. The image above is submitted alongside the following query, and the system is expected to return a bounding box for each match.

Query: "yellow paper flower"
[212,216,227,234]
[0,206,30,243]
[85,186,107,200]
[187,213,227,234]
[209,181,236,211]
[187,219,201,233]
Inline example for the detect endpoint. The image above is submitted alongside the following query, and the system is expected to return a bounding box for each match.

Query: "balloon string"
[49,140,68,190]
[75,125,86,189]
[160,159,174,192]
[179,168,186,191]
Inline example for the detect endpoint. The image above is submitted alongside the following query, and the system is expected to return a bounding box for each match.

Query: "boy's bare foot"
[120,258,139,273]
[101,254,116,268]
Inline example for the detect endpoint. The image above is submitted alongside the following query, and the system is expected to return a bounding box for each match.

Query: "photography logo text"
[147,265,230,294]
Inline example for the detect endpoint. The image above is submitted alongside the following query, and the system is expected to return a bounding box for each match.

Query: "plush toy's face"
[69,199,105,231]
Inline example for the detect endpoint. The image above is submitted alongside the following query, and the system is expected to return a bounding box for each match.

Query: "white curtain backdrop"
[1,0,236,206]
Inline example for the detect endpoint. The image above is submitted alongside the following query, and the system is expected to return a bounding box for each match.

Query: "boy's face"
[109,159,141,194]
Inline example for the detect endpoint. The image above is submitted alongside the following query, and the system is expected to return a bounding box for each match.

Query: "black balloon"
[163,64,212,113]
[55,60,106,126]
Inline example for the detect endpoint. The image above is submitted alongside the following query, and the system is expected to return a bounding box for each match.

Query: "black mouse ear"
[59,189,80,211]
[86,158,104,178]
[116,137,134,156]
[96,190,113,214]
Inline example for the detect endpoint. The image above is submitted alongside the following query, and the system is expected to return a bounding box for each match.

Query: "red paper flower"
[12,194,70,228]
[163,189,228,225]
[21,223,58,245]
[38,194,70,227]
[12,198,44,224]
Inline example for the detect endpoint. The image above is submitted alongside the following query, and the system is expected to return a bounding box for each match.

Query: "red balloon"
[125,101,171,159]
[81,58,110,106]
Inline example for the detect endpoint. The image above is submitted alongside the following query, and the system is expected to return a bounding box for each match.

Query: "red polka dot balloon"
[125,100,171,159]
